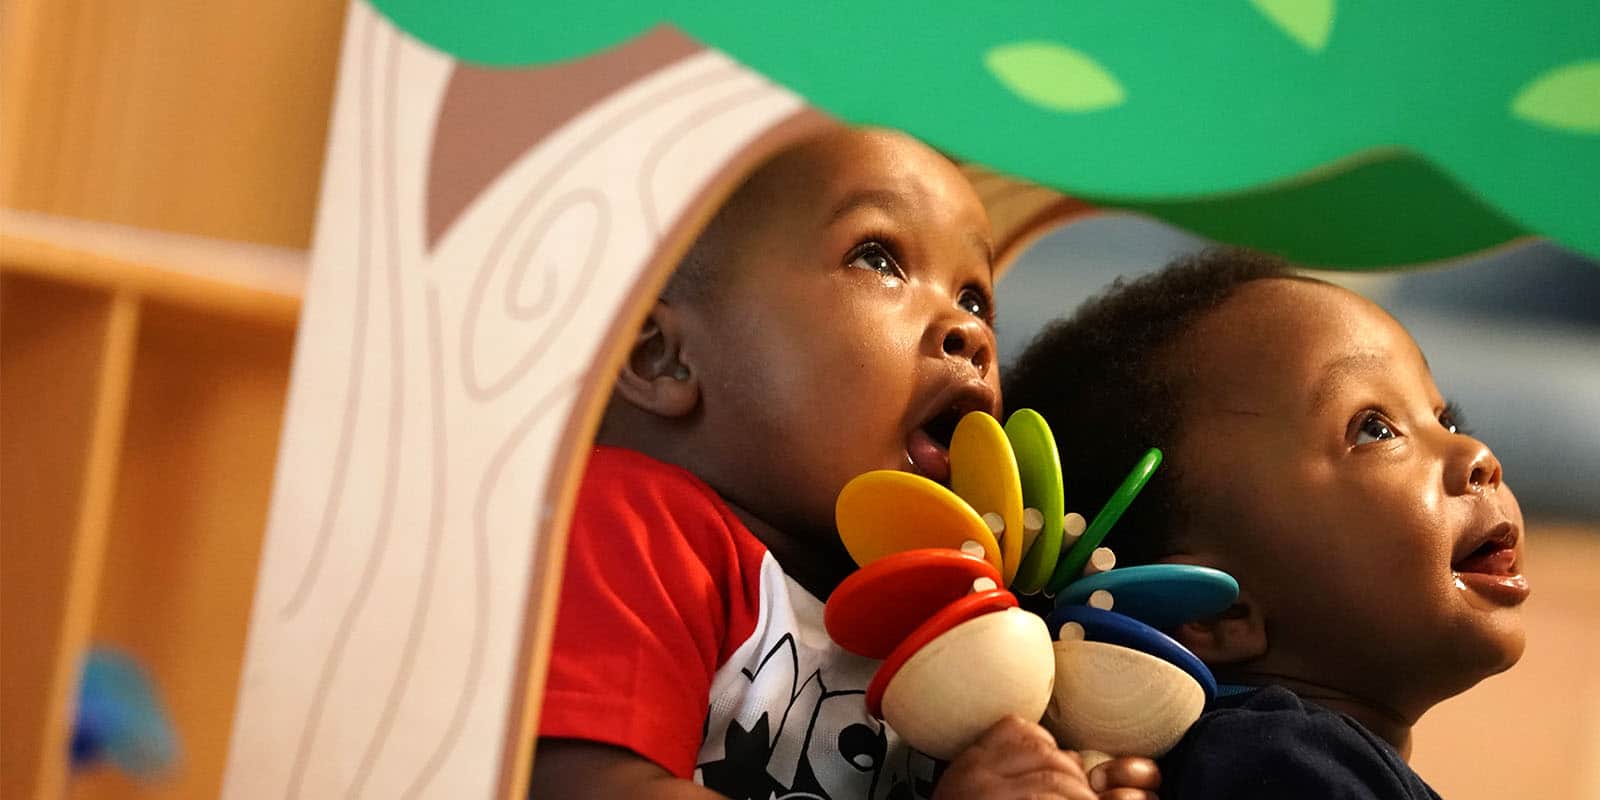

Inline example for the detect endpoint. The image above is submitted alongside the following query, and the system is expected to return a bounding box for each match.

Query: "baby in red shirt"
[532,127,1161,800]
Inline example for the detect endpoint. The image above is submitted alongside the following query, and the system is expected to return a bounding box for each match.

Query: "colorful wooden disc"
[825,549,1003,659]
[1047,605,1216,701]
[1004,409,1064,594]
[1047,448,1163,594]
[949,412,1024,586]
[1054,564,1239,630]
[837,470,1002,572]
[867,589,1017,717]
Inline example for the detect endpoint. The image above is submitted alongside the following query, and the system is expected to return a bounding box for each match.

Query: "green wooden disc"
[1004,409,1064,594]
[1047,448,1163,595]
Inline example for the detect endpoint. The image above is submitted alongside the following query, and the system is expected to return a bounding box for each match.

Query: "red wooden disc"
[826,549,1003,660]
[865,589,1018,718]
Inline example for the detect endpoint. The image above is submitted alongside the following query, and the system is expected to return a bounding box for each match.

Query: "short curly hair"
[1003,247,1297,567]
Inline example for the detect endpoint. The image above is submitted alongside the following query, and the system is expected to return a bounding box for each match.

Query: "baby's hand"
[1086,754,1162,800]
[932,716,1096,800]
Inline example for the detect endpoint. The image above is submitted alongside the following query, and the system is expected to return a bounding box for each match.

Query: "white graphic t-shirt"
[541,447,937,799]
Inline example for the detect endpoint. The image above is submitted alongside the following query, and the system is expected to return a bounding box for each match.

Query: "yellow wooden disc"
[949,412,1024,585]
[836,470,1001,572]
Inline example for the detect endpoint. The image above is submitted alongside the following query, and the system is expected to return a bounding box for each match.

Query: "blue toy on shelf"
[71,647,179,779]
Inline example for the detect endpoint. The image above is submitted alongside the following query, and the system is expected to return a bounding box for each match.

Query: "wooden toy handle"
[1079,749,1113,772]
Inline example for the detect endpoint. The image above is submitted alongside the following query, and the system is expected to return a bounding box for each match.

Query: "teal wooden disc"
[1054,564,1238,630]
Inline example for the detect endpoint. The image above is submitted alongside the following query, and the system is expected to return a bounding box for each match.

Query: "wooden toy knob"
[1059,512,1087,554]
[1081,547,1116,577]
[1020,507,1045,554]
[1063,512,1087,539]
[1043,640,1204,758]
[1056,621,1086,642]
[880,608,1055,761]
[982,512,1006,539]
[1079,750,1113,773]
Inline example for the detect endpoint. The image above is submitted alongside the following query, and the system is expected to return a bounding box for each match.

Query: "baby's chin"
[1434,609,1526,698]
[1477,612,1527,675]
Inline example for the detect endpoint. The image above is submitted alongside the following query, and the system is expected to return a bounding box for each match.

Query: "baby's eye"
[958,287,993,323]
[848,243,902,279]
[1353,412,1397,445]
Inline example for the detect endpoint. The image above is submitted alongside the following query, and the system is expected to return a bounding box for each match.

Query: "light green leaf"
[985,41,1125,113]
[1512,61,1600,134]
[1250,0,1335,53]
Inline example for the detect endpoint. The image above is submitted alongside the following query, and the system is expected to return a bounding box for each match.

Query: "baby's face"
[682,129,1000,541]
[1171,279,1526,714]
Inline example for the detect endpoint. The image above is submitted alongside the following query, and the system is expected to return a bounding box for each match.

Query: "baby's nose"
[1453,439,1505,495]
[1467,449,1503,492]
[941,318,993,377]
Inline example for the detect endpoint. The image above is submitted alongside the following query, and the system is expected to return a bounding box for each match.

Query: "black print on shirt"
[695,633,935,800]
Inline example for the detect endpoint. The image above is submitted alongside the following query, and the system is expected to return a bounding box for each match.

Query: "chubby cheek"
[1329,471,1458,597]
[745,336,920,472]
[1235,469,1453,630]
[1342,477,1531,671]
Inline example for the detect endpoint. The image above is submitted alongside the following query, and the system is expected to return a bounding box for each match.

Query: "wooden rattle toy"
[827,409,1238,765]
[830,411,1057,758]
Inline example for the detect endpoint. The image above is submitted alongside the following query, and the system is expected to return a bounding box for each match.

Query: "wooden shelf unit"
[1,215,306,799]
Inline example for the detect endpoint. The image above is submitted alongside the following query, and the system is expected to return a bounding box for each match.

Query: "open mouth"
[1451,523,1519,577]
[905,385,994,484]
[1450,521,1529,603]
[906,408,960,483]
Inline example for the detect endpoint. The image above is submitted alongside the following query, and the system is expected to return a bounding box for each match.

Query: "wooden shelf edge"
[0,209,305,326]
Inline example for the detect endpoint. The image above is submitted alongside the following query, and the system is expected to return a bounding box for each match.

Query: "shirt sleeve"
[537,448,756,778]
[1161,703,1433,800]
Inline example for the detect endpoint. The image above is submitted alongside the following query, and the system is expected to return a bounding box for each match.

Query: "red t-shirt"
[540,447,934,798]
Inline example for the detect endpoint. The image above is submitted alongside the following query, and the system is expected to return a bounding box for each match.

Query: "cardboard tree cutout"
[225,2,1598,797]
[370,0,1600,267]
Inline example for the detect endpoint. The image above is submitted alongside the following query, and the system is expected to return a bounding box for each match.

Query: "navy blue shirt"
[1158,686,1441,799]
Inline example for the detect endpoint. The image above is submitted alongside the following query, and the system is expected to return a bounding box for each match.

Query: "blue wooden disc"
[1047,605,1217,701]
[1054,564,1238,630]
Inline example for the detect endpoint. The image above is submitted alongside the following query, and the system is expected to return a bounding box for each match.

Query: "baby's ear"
[614,300,699,419]
[1160,554,1268,666]
[1170,590,1267,666]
